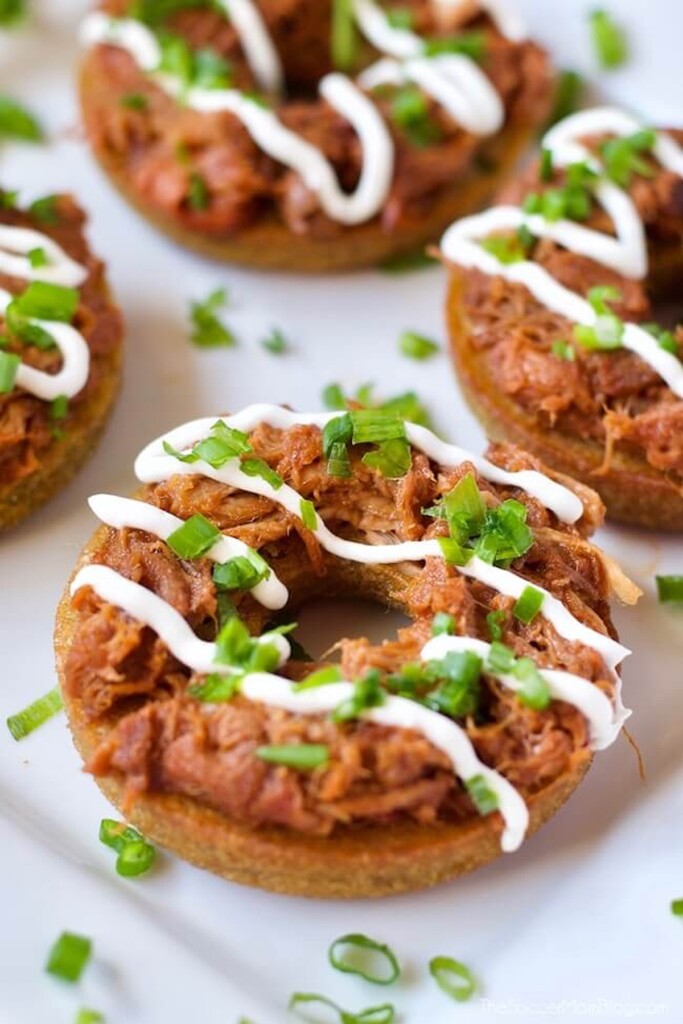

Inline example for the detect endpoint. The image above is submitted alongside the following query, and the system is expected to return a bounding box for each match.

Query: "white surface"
[1,2,682,1022]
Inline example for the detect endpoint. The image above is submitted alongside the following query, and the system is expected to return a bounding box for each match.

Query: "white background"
[1,2,682,1022]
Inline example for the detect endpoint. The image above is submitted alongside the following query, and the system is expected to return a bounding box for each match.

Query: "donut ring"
[78,1,553,271]
[55,404,638,898]
[441,107,683,531]
[0,192,123,532]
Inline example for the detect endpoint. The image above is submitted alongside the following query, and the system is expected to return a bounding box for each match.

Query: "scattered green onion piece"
[6,686,63,740]
[159,33,194,90]
[429,956,477,1003]
[212,614,282,674]
[261,327,288,354]
[362,437,412,478]
[398,330,439,360]
[0,0,25,26]
[0,350,20,393]
[256,744,329,770]
[188,672,241,703]
[539,147,553,182]
[167,513,220,559]
[656,576,683,603]
[546,69,583,130]
[390,86,441,148]
[99,818,145,853]
[322,382,347,410]
[474,499,533,566]
[0,94,43,141]
[120,92,148,110]
[513,657,551,710]
[574,316,623,351]
[51,394,69,421]
[331,0,357,70]
[299,497,318,530]
[671,899,683,917]
[381,250,437,274]
[642,322,679,356]
[10,280,78,322]
[295,665,344,691]
[0,189,18,209]
[75,1009,104,1024]
[486,609,506,642]
[427,651,482,717]
[28,246,48,268]
[333,669,385,723]
[29,194,60,225]
[480,234,528,264]
[551,338,575,361]
[116,839,157,877]
[45,932,92,983]
[486,640,516,675]
[328,933,400,985]
[437,536,474,566]
[289,993,395,1024]
[513,585,544,624]
[189,287,235,348]
[386,7,412,30]
[465,774,499,816]
[188,172,209,211]
[423,31,485,60]
[213,549,269,592]
[589,8,628,70]
[326,439,352,479]
[442,472,486,542]
[322,412,353,478]
[193,47,232,90]
[240,457,284,490]
[600,130,656,188]
[431,612,455,636]
[350,409,406,444]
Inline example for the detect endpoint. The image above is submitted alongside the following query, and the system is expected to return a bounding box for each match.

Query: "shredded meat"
[85,1,552,236]
[65,418,623,836]
[0,195,122,485]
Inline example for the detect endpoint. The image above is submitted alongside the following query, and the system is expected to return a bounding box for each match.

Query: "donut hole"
[293,596,412,662]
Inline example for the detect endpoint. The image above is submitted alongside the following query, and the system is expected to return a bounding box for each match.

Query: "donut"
[54,403,638,898]
[78,0,554,271]
[0,191,123,532]
[441,107,683,531]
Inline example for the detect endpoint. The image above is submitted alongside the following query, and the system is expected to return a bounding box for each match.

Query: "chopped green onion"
[164,420,251,468]
[656,576,683,603]
[350,409,406,444]
[362,437,412,478]
[465,774,499,816]
[486,639,516,675]
[261,327,288,354]
[0,189,18,209]
[423,31,485,60]
[431,612,455,636]
[295,665,344,691]
[188,171,209,211]
[474,499,534,566]
[75,1009,104,1024]
[116,839,156,878]
[589,8,628,70]
[240,457,284,490]
[189,287,235,348]
[120,92,148,110]
[398,330,439,360]
[381,250,437,274]
[10,280,78,322]
[322,412,353,478]
[0,0,25,26]
[437,472,486,543]
[671,899,683,917]
[486,609,506,642]
[523,161,596,223]
[45,932,92,983]
[0,350,20,393]
[328,933,400,985]
[429,956,477,1003]
[551,338,575,361]
[513,585,544,624]
[513,657,551,710]
[6,686,63,740]
[322,382,347,410]
[386,7,412,30]
[331,0,357,70]
[299,497,317,530]
[212,614,282,674]
[99,818,143,853]
[193,48,233,90]
[256,744,329,770]
[213,549,270,592]
[545,69,583,130]
[389,86,441,148]
[642,322,679,356]
[188,672,242,702]
[167,513,220,559]
[600,130,656,187]
[29,194,60,225]
[28,246,48,268]
[0,94,43,141]
[480,234,529,264]
[540,148,554,182]
[332,669,385,723]
[437,536,474,566]
[426,651,482,718]
[51,394,69,420]
[574,316,623,351]
[289,993,395,1024]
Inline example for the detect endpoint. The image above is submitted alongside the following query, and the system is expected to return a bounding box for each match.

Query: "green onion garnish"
[642,322,679,356]
[189,287,235,348]
[466,774,499,815]
[188,672,242,703]
[540,148,554,182]
[574,285,624,351]
[0,94,43,142]
[551,338,575,361]
[513,585,544,624]
[333,669,385,723]
[51,394,69,421]
[289,993,395,1024]
[167,513,220,559]
[431,612,455,636]
[164,419,252,468]
[322,382,347,410]
[0,189,18,209]
[45,932,92,983]
[299,497,317,530]
[322,413,353,478]
[0,350,20,393]
[240,457,284,490]
[350,409,406,444]
[429,955,477,1003]
[261,327,288,354]
[99,818,156,877]
[120,92,148,110]
[213,549,270,592]
[212,614,284,675]
[589,8,628,70]
[423,31,485,60]
[6,686,63,740]
[75,1009,104,1024]
[256,744,329,770]
[0,0,25,26]
[523,160,596,223]
[426,651,482,718]
[474,499,534,566]
[390,86,441,148]
[362,437,412,478]
[398,330,439,360]
[193,47,233,90]
[513,657,551,710]
[380,250,437,274]
[328,933,400,985]
[545,69,583,130]
[671,899,683,917]
[188,171,209,211]
[437,536,474,566]
[386,7,412,30]
[486,639,516,674]
[29,194,60,225]
[294,665,344,691]
[10,280,79,322]
[480,234,529,264]
[486,609,506,642]
[331,0,358,70]
[656,576,683,603]
[28,246,48,268]
[599,129,656,188]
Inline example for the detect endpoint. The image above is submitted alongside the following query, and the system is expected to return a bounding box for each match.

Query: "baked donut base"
[55,526,591,900]
[0,289,123,532]
[445,270,683,532]
[80,56,543,273]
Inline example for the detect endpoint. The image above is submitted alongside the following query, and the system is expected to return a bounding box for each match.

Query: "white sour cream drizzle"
[72,402,631,852]
[80,0,522,225]
[440,107,683,398]
[0,225,87,288]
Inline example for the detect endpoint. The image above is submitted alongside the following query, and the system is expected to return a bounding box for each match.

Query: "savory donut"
[78,0,554,271]
[0,191,123,531]
[441,107,683,531]
[55,403,638,898]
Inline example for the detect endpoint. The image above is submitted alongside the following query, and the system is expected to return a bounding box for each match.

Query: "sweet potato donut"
[55,403,639,898]
[441,107,683,531]
[78,0,554,271]
[0,191,123,532]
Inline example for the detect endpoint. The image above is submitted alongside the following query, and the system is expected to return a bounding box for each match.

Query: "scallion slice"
[75,1009,104,1024]
[188,672,242,703]
[256,744,329,770]
[295,665,344,691]
[362,437,411,478]
[671,899,683,917]
[189,287,235,348]
[398,330,439,360]
[116,839,156,877]
[289,993,395,1024]
[213,549,270,592]
[0,94,43,141]
[322,382,347,410]
[261,327,288,354]
[331,0,358,70]
[332,669,385,723]
[513,585,544,624]
[51,394,69,421]
[431,612,455,636]
[465,774,499,816]
[28,246,48,268]
[328,933,400,985]
[188,171,209,211]
[45,932,92,983]
[6,686,63,740]
[486,609,506,642]
[0,0,26,27]
[240,457,284,490]
[656,576,683,603]
[429,955,477,1003]
[0,350,20,393]
[167,513,220,559]
[350,409,406,444]
[513,657,551,710]
[29,194,60,225]
[10,280,78,322]
[299,497,318,530]
[589,8,628,69]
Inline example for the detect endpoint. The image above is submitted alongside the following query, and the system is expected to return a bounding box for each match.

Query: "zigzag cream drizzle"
[72,404,631,853]
[0,223,90,401]
[80,0,522,225]
[440,107,683,397]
